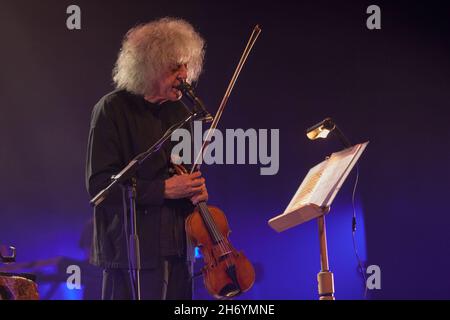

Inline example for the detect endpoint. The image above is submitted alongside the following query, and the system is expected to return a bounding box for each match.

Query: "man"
[85,17,208,300]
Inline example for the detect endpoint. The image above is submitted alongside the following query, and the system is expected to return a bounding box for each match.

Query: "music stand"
[268,142,368,300]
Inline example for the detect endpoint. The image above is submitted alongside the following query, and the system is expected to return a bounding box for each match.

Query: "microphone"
[176,78,214,123]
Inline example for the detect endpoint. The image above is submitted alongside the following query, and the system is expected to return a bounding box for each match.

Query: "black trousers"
[101,256,192,300]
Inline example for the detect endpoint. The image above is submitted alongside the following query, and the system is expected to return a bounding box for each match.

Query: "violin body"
[186,205,255,299]
[172,163,255,299]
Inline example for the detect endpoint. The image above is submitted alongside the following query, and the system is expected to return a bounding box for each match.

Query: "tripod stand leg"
[317,215,335,300]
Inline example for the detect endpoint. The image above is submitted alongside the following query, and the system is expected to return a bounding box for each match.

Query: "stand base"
[317,270,335,300]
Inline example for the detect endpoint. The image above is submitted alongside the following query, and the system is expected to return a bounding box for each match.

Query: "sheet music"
[310,143,367,206]
[283,160,327,214]
[269,141,369,232]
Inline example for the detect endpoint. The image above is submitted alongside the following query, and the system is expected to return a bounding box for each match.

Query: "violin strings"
[199,204,231,269]
[198,203,221,242]
[198,203,231,266]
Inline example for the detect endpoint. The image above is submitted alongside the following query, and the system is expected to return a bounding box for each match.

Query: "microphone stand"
[176,79,214,123]
[90,108,208,300]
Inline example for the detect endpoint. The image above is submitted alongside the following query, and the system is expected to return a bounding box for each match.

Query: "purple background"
[0,0,449,299]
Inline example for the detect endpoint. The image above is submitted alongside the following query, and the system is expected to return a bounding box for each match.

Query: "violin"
[173,164,255,298]
[175,25,261,299]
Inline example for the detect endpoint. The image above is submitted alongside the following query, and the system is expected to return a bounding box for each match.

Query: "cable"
[350,164,368,299]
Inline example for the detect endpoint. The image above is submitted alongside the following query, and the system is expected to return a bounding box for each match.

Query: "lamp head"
[306,117,336,140]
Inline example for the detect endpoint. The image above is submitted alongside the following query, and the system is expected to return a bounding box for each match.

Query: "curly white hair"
[113,17,205,96]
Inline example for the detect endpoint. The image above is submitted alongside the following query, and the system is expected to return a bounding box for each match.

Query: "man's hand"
[190,183,208,205]
[164,171,208,205]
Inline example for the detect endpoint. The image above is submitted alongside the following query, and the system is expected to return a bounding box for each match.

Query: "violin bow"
[190,25,262,174]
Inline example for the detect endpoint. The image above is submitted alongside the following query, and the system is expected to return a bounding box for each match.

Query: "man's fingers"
[188,186,203,197]
[191,188,208,205]
[189,177,205,188]
[190,171,202,179]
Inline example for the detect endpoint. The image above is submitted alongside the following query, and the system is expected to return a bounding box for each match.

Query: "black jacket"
[85,90,194,269]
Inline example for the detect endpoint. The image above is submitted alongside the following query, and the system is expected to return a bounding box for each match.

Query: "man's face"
[150,63,188,104]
